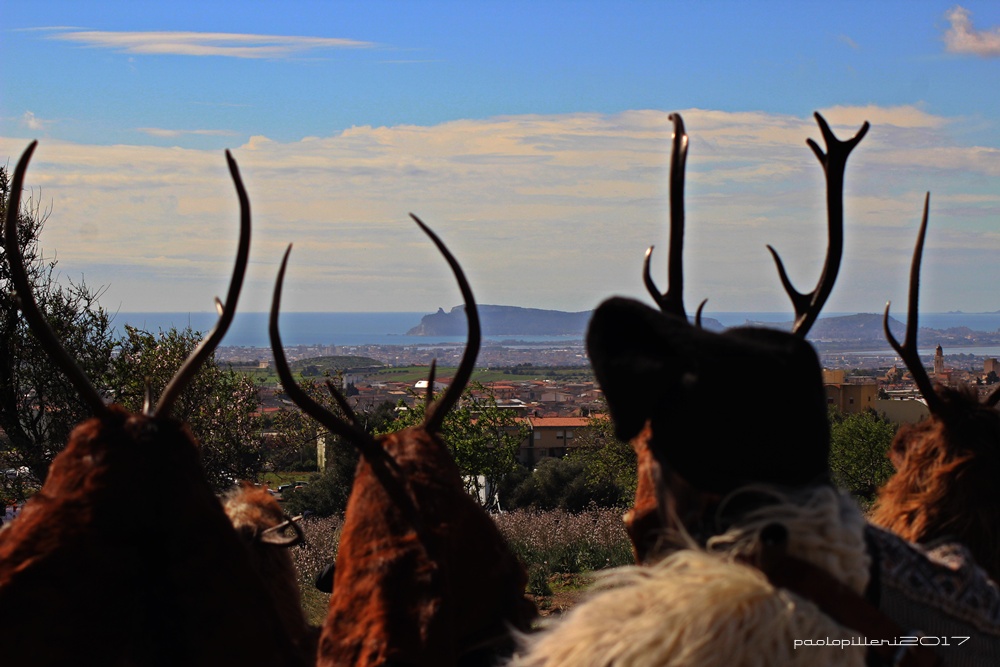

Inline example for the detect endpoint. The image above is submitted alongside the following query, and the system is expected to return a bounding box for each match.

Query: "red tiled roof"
[528,417,590,427]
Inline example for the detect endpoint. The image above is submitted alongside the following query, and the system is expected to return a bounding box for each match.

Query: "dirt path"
[529,572,594,617]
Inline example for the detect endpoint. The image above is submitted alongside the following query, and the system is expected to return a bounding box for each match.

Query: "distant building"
[517,416,592,467]
[823,368,877,414]
[934,345,944,376]
[413,379,447,392]
[986,358,999,376]
[824,381,877,414]
[875,398,930,425]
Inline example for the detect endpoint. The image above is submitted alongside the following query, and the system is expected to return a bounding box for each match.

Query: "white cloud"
[47,30,376,59]
[1,106,996,314]
[136,127,239,138]
[22,111,49,131]
[944,6,1000,57]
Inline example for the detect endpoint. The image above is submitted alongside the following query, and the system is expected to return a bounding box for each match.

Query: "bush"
[282,447,359,517]
[527,563,552,596]
[828,408,897,505]
[504,457,629,512]
[493,507,632,575]
[289,515,343,625]
[496,464,531,510]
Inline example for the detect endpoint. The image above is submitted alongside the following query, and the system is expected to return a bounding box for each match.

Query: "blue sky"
[1,1,998,315]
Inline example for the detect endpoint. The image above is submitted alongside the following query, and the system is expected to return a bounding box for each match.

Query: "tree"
[499,409,635,511]
[384,384,528,509]
[503,456,627,511]
[270,370,402,516]
[268,377,343,474]
[0,164,116,498]
[107,325,264,490]
[828,408,897,504]
[268,372,397,471]
[566,409,636,506]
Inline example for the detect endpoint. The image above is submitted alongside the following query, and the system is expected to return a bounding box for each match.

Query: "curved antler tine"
[883,193,943,413]
[766,243,814,322]
[694,299,708,329]
[665,113,689,318]
[258,515,305,547]
[155,151,250,417]
[324,379,360,427]
[270,245,378,452]
[2,142,109,417]
[645,115,690,319]
[776,113,869,338]
[409,214,480,433]
[642,245,662,306]
[271,246,421,528]
[425,360,437,408]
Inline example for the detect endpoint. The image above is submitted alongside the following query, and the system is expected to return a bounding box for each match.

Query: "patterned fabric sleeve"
[867,524,1000,666]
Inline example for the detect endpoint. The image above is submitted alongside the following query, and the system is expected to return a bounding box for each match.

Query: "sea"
[111,311,1000,356]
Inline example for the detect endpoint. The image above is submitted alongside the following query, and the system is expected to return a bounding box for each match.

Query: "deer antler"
[324,379,362,427]
[883,193,945,414]
[3,142,109,417]
[409,213,481,433]
[155,151,251,417]
[424,360,438,408]
[270,246,423,527]
[644,114,690,320]
[768,112,869,337]
[268,217,478,528]
[269,213,480,455]
[269,245,380,455]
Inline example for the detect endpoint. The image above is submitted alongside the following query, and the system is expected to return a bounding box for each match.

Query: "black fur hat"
[587,297,831,494]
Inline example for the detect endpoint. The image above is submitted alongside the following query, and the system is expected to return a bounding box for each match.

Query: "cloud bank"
[136,127,239,138]
[1,106,997,314]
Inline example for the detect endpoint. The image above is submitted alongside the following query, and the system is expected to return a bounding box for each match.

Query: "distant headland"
[407,305,591,336]
[405,306,1000,351]
[406,305,725,336]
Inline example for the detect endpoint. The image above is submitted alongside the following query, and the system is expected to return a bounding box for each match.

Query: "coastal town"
[218,333,1000,467]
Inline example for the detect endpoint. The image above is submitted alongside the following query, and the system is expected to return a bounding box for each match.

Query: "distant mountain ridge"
[748,312,1000,350]
[407,305,591,336]
[747,313,906,341]
[408,307,1000,349]
[406,304,723,336]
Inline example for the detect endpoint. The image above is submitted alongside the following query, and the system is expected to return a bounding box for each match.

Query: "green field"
[234,362,594,387]
[360,366,594,384]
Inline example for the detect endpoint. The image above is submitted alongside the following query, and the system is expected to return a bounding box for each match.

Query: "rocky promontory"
[407,305,591,336]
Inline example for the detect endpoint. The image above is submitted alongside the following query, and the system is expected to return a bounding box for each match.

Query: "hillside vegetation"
[290,356,384,376]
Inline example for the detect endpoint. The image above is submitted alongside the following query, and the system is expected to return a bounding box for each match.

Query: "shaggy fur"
[0,408,306,667]
[510,550,865,667]
[223,484,318,664]
[622,424,666,564]
[707,485,870,595]
[318,424,537,667]
[870,384,1000,581]
[512,485,870,667]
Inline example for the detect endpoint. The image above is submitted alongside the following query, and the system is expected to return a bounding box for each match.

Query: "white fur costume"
[510,486,869,667]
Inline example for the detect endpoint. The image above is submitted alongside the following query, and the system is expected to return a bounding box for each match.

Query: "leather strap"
[743,524,942,667]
